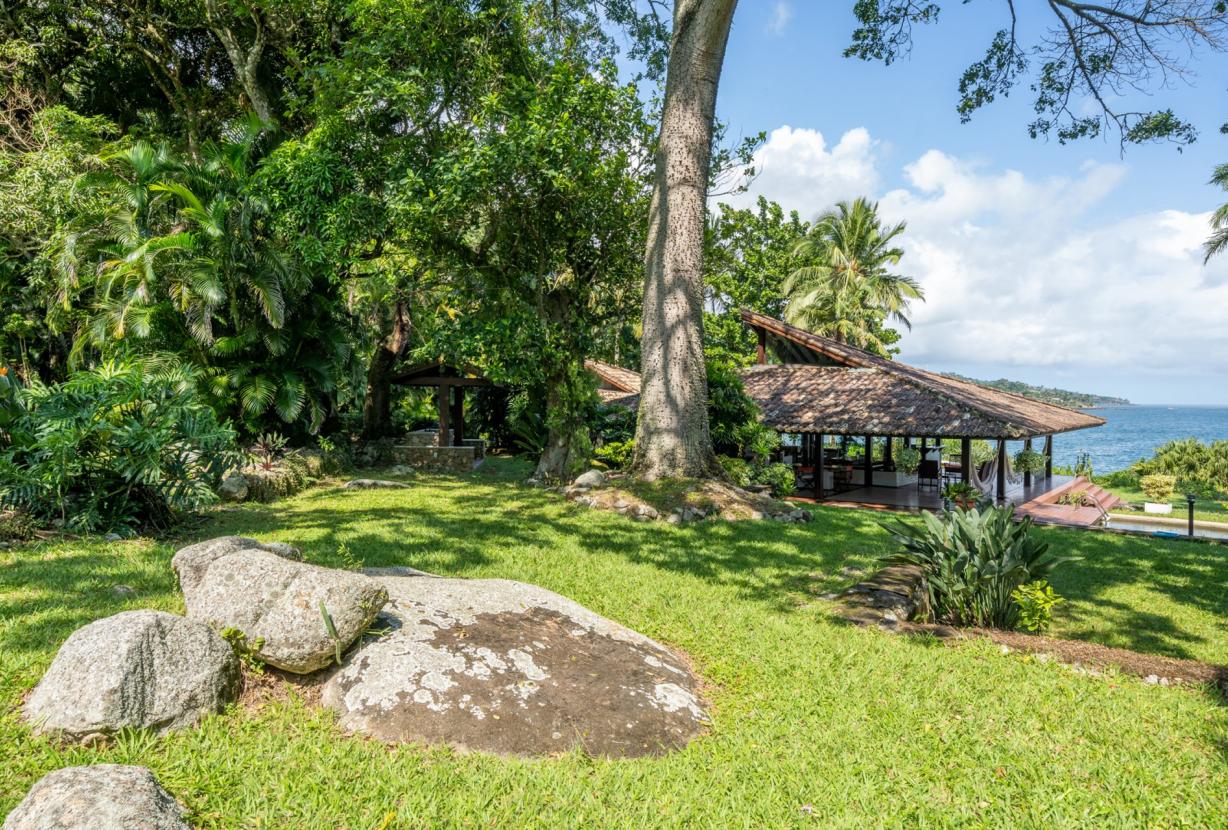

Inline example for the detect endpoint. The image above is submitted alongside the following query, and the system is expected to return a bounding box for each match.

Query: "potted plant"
[1013,448,1048,476]
[896,446,921,475]
[942,481,980,510]
[1139,474,1176,514]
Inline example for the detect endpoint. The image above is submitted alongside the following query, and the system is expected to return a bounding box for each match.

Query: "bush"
[880,506,1077,629]
[1133,438,1228,494]
[594,439,634,470]
[1139,473,1177,503]
[717,455,753,488]
[0,360,239,533]
[753,462,795,497]
[1012,580,1064,632]
[708,359,778,463]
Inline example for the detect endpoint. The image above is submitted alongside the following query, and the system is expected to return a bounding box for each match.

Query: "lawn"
[2,458,1227,828]
[1101,480,1228,525]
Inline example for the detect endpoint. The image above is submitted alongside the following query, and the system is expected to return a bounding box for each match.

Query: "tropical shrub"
[1133,438,1228,493]
[1139,474,1177,504]
[880,506,1077,629]
[708,359,778,462]
[0,360,238,532]
[1012,580,1064,633]
[895,445,921,474]
[594,439,635,470]
[941,481,980,509]
[717,455,753,488]
[754,462,795,497]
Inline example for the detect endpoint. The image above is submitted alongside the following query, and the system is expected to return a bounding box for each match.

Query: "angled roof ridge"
[738,310,1105,436]
[584,358,641,393]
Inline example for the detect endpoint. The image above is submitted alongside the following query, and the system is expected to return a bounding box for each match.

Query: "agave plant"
[879,506,1077,629]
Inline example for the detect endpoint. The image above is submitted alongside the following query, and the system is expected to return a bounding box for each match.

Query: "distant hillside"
[943,374,1131,409]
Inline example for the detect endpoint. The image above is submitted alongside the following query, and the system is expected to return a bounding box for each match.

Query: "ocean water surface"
[1048,405,1228,473]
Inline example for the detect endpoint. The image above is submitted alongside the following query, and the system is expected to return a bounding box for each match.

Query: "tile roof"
[582,313,1107,438]
[740,310,1106,438]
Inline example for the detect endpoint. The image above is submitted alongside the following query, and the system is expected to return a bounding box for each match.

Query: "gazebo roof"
[583,314,1107,440]
[390,361,494,387]
[740,310,1106,438]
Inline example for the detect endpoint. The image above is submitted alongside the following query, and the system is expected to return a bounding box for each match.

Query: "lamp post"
[1187,493,1196,538]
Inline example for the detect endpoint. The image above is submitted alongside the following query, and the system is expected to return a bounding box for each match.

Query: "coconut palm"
[1204,163,1228,263]
[783,197,924,356]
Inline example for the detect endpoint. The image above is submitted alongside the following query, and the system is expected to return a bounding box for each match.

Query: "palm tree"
[1204,163,1228,263]
[782,198,924,356]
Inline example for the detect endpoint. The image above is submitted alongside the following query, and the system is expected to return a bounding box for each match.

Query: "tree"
[1204,162,1228,262]
[703,197,810,361]
[632,0,1227,480]
[783,198,923,356]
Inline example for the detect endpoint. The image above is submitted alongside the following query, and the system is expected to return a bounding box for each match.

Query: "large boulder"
[321,576,708,757]
[216,472,249,502]
[23,611,238,743]
[181,551,387,674]
[3,765,189,830]
[573,469,606,488]
[171,536,301,597]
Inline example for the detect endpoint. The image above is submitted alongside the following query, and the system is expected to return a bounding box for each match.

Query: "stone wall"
[387,443,482,472]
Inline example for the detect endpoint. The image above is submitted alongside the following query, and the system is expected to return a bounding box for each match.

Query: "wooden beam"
[1044,435,1053,479]
[1022,437,1033,488]
[996,439,1007,503]
[883,436,894,468]
[756,327,767,365]
[393,376,493,387]
[960,438,971,484]
[451,385,465,446]
[864,434,873,488]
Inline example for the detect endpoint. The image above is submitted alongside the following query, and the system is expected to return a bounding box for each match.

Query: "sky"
[705,0,1228,405]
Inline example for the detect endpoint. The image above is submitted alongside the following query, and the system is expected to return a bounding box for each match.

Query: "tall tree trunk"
[633,0,737,480]
[205,0,275,124]
[361,300,410,439]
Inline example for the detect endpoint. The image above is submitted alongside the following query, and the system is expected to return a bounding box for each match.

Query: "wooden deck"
[795,474,1121,528]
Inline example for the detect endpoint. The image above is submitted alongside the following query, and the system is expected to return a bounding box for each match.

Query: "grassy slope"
[2,459,1226,829]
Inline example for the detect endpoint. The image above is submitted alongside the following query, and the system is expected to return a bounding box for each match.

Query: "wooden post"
[816,433,826,499]
[756,328,767,365]
[437,383,451,447]
[996,439,1007,503]
[1044,435,1053,479]
[864,434,873,489]
[960,438,971,484]
[451,385,465,446]
[884,436,894,468]
[1022,437,1033,489]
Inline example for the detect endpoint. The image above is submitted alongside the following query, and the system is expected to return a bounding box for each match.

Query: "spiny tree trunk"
[361,300,411,439]
[534,371,579,483]
[633,0,737,480]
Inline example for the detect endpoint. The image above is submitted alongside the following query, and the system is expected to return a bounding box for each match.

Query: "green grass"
[1101,481,1228,525]
[2,458,1227,828]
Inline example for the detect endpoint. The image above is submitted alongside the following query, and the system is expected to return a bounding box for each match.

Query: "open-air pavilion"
[588,311,1117,523]
[739,310,1117,517]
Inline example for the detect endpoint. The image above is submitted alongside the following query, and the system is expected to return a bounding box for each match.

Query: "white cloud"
[765,2,793,36]
[719,129,1228,385]
[723,126,881,218]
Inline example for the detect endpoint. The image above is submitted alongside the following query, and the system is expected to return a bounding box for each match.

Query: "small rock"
[1144,674,1160,685]
[217,471,250,502]
[103,532,122,542]
[666,514,681,525]
[344,479,411,489]
[385,465,415,476]
[110,585,137,599]
[573,469,606,488]
[613,499,629,511]
[3,765,190,830]
[749,510,765,520]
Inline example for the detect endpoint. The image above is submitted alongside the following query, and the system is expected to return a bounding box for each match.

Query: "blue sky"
[707,1,1228,404]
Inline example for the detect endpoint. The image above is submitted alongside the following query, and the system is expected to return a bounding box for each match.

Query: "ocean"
[1046,405,1228,473]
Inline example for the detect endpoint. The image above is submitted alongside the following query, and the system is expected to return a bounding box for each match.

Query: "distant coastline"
[944,373,1131,409]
